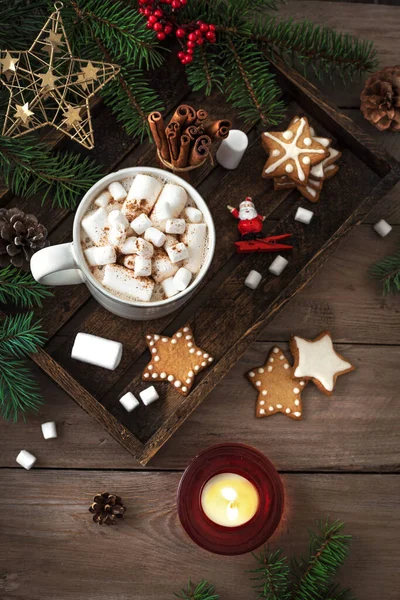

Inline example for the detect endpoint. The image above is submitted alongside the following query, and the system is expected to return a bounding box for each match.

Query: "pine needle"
[0,312,46,358]
[369,249,400,295]
[0,266,53,308]
[249,548,291,600]
[175,580,219,600]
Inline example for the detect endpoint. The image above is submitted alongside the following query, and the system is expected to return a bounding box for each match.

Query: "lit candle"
[201,473,259,527]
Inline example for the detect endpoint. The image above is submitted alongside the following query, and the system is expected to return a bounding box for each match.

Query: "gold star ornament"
[247,346,307,419]
[0,3,120,149]
[142,325,214,396]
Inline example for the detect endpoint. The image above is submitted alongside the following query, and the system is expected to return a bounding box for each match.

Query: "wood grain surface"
[1,2,399,599]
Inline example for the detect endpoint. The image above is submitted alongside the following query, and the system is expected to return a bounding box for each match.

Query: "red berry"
[146,22,153,28]
[148,14,157,23]
[186,47,194,54]
[209,24,216,31]
[139,0,147,4]
[188,32,197,41]
[206,30,215,40]
[184,54,193,63]
[180,0,187,4]
[171,0,180,8]
[178,51,186,60]
[187,40,196,48]
[176,27,186,38]
[164,25,173,34]
[200,23,209,32]
[196,37,204,45]
[153,22,163,31]
[157,32,166,40]
[154,9,163,17]
[144,8,152,15]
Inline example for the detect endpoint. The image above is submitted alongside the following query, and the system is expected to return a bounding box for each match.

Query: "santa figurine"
[227,197,266,240]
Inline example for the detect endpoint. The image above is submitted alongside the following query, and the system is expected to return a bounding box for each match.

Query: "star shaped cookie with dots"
[247,346,307,419]
[143,325,213,396]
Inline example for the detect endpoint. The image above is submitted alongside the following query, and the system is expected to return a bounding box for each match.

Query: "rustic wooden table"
[1,2,399,599]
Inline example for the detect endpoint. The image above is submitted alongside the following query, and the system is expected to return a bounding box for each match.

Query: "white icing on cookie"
[303,137,312,146]
[282,130,293,140]
[302,156,311,165]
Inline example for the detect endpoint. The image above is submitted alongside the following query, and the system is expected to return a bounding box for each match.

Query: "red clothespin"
[234,233,293,254]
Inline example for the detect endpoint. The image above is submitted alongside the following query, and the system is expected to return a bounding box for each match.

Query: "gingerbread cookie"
[290,331,355,396]
[247,346,307,419]
[296,177,324,203]
[142,325,213,396]
[261,117,329,185]
[273,175,296,192]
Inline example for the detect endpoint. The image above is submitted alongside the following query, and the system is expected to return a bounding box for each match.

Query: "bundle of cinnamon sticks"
[148,104,231,170]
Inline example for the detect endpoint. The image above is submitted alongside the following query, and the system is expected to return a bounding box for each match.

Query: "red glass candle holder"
[177,443,284,555]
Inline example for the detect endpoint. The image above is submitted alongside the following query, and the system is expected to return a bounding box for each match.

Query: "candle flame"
[226,502,239,522]
[221,487,237,502]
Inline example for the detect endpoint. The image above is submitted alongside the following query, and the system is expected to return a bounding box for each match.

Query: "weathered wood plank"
[1,343,398,471]
[0,471,398,600]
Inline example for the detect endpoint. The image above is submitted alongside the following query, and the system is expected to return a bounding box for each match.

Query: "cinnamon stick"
[167,130,180,165]
[204,119,232,139]
[195,109,208,126]
[185,125,198,140]
[171,105,197,129]
[148,111,170,161]
[189,134,212,166]
[176,134,191,168]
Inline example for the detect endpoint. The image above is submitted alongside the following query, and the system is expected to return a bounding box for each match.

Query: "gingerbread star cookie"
[261,116,329,185]
[247,346,307,420]
[142,325,213,396]
[290,331,355,396]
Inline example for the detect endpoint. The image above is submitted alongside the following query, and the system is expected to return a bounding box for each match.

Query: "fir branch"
[369,248,400,295]
[0,136,102,209]
[250,16,377,81]
[290,519,352,600]
[224,39,285,125]
[0,312,46,358]
[249,548,291,600]
[0,0,47,49]
[0,266,53,308]
[175,580,219,600]
[186,46,226,95]
[0,356,43,421]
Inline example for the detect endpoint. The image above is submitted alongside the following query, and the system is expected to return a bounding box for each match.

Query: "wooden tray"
[7,59,399,465]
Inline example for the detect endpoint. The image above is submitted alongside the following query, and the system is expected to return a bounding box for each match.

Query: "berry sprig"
[138,0,216,64]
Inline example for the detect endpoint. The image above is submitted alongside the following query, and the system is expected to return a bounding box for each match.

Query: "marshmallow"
[152,250,179,283]
[130,213,152,235]
[164,234,178,249]
[140,386,159,406]
[119,237,138,255]
[166,242,189,263]
[16,449,37,470]
[123,174,163,220]
[84,245,116,267]
[108,210,130,246]
[103,264,154,302]
[133,238,154,258]
[185,206,203,223]
[162,276,179,298]
[81,207,108,245]
[108,210,130,229]
[144,226,166,248]
[269,255,289,276]
[119,391,139,412]
[41,421,57,440]
[134,255,152,277]
[94,190,112,208]
[108,181,127,201]
[295,207,314,225]
[122,254,136,270]
[373,219,392,238]
[151,183,187,230]
[245,270,262,290]
[173,267,192,291]
[182,223,207,273]
[71,331,123,370]
[166,219,186,234]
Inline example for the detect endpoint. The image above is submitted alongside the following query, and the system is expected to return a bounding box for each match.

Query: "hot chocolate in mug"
[30,167,216,320]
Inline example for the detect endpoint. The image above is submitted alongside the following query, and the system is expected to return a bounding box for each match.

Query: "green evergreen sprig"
[0,265,53,307]
[249,549,291,600]
[0,0,47,49]
[369,248,400,295]
[0,312,46,358]
[175,580,219,600]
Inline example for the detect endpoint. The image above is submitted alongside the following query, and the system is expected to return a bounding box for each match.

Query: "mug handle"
[30,243,85,286]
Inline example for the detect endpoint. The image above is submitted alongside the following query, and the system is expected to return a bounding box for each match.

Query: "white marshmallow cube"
[122,255,136,270]
[173,267,192,291]
[133,238,154,258]
[140,386,159,406]
[71,331,123,370]
[108,210,130,229]
[119,237,138,255]
[269,255,289,276]
[94,190,112,208]
[182,223,207,274]
[295,207,314,225]
[108,181,127,201]
[144,226,166,248]
[123,174,163,220]
[152,251,179,283]
[166,242,189,264]
[373,219,392,237]
[134,255,152,277]
[103,264,154,302]
[41,421,57,440]
[185,206,203,223]
[151,184,187,230]
[162,276,179,298]
[81,208,108,245]
[131,213,152,235]
[166,219,186,234]
[16,449,37,470]
[163,234,178,249]
[119,392,139,413]
[84,245,116,267]
[245,270,262,290]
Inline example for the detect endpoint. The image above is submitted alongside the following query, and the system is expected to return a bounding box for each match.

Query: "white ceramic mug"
[31,167,216,320]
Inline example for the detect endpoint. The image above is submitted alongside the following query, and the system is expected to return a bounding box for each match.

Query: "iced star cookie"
[261,117,329,185]
[290,331,355,396]
[142,325,213,396]
[247,346,307,419]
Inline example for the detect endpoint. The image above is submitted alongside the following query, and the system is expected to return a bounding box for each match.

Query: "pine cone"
[360,65,400,132]
[89,492,126,525]
[0,207,49,271]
